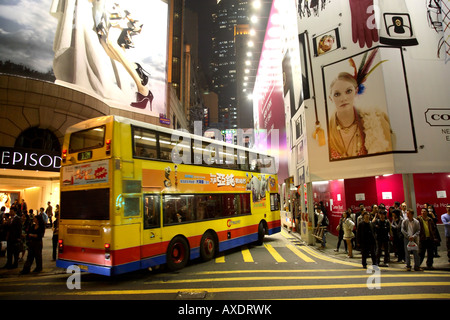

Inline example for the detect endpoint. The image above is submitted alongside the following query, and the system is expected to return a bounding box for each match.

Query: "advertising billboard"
[0,0,168,117]
[253,0,288,181]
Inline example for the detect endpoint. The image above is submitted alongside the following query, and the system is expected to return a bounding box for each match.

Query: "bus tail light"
[58,239,64,253]
[105,243,111,260]
[62,149,67,163]
[106,139,111,155]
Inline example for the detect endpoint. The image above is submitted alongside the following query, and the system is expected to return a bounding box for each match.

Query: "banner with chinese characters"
[142,165,278,202]
[62,160,109,186]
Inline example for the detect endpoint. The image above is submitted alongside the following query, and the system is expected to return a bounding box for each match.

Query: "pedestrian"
[426,204,441,258]
[19,212,31,262]
[441,204,450,263]
[391,209,405,262]
[342,210,355,258]
[20,199,27,214]
[357,212,377,268]
[316,207,328,248]
[400,202,408,219]
[401,208,422,271]
[373,209,391,267]
[369,204,378,221]
[418,208,438,269]
[45,202,53,228]
[52,212,59,261]
[335,213,347,253]
[39,207,48,227]
[349,207,357,249]
[2,207,22,269]
[20,214,45,274]
[0,207,8,257]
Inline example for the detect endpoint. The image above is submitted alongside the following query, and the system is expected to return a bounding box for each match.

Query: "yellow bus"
[56,115,280,276]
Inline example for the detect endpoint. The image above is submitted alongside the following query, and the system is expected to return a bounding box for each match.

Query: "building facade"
[0,0,189,213]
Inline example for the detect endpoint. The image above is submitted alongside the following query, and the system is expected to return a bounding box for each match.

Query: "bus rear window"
[69,126,105,153]
[60,188,110,220]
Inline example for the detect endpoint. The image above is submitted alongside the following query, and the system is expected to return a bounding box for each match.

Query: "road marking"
[147,273,450,284]
[241,246,254,262]
[286,244,315,263]
[6,281,446,297]
[277,293,450,300]
[194,268,370,275]
[263,243,287,263]
[215,254,225,263]
[299,245,361,267]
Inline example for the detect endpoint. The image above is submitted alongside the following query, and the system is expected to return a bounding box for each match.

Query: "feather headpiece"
[349,48,387,95]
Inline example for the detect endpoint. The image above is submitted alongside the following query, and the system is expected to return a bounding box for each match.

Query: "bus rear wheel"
[166,236,189,271]
[256,221,266,245]
[200,231,217,261]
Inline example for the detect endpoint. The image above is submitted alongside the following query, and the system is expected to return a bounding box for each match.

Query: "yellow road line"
[241,246,254,262]
[215,254,225,263]
[300,245,361,267]
[147,273,450,284]
[286,244,315,263]
[278,293,450,300]
[264,243,287,263]
[193,268,375,275]
[5,281,446,296]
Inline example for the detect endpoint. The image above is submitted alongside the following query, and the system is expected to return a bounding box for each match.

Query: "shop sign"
[425,108,450,126]
[0,147,61,172]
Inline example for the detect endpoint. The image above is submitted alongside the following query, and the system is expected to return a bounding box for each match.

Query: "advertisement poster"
[142,166,278,204]
[322,47,416,161]
[0,0,168,117]
[62,160,109,186]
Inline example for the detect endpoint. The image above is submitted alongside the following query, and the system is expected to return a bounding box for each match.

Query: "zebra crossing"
[213,229,362,266]
[214,230,320,265]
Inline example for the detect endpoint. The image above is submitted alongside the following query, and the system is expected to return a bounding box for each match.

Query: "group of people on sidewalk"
[0,200,59,274]
[316,202,450,271]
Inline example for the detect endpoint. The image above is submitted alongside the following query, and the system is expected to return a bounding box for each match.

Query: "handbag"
[407,241,418,251]
[0,240,6,252]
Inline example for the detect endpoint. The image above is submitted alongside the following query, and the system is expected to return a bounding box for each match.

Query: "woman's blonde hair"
[329,72,357,92]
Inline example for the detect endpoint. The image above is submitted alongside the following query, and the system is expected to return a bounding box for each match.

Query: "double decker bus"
[56,115,281,276]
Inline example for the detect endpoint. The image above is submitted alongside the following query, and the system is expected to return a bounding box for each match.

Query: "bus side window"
[238,150,249,171]
[193,140,203,164]
[133,127,157,159]
[270,193,280,211]
[249,152,259,172]
[144,195,160,229]
[158,134,174,161]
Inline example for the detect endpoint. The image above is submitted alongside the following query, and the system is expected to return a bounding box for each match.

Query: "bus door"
[141,194,164,268]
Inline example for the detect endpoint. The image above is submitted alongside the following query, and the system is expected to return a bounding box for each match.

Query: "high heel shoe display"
[130,90,154,110]
[135,62,150,86]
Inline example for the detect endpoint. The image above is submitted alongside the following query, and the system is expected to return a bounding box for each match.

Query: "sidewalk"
[0,228,64,278]
[287,224,450,271]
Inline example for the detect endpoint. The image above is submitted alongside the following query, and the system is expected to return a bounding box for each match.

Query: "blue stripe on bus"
[268,226,281,235]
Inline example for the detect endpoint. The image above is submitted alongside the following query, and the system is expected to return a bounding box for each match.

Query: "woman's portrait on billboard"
[324,48,394,160]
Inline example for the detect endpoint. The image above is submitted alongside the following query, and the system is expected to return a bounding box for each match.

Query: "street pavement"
[0,225,448,278]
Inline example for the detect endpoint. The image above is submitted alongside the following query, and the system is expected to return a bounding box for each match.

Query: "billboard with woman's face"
[322,47,416,161]
[0,0,168,117]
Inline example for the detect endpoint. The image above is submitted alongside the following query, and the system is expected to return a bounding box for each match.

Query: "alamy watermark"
[169,121,280,174]
[366,265,381,290]
[66,265,81,290]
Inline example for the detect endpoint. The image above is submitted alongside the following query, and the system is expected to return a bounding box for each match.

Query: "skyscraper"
[211,0,250,130]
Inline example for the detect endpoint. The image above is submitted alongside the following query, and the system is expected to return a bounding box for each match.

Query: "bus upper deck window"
[69,126,105,153]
